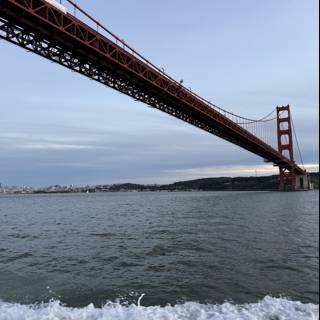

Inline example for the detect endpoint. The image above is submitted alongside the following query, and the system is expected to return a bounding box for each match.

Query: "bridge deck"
[0,0,305,175]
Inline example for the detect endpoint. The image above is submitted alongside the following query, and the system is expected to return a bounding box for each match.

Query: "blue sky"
[0,0,318,186]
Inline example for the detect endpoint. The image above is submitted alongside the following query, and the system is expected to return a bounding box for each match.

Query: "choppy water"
[0,191,319,319]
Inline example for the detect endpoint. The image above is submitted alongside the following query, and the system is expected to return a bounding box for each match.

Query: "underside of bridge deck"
[0,0,307,191]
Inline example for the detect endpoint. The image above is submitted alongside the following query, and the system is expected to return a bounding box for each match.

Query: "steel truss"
[0,0,306,178]
[0,17,251,149]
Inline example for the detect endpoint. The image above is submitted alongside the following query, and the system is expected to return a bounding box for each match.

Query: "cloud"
[0,120,317,186]
[0,0,318,187]
[19,142,95,151]
[0,132,100,151]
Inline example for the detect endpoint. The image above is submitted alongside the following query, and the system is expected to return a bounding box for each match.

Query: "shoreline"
[1,172,318,195]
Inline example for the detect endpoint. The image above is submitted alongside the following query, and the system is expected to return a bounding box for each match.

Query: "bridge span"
[0,0,309,190]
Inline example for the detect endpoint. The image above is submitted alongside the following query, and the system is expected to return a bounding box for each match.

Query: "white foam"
[0,296,318,320]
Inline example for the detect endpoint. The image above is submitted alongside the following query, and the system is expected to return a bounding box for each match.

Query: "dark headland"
[1,172,318,194]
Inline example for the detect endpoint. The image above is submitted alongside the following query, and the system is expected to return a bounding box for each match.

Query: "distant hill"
[110,172,319,192]
[2,172,318,194]
[161,175,280,191]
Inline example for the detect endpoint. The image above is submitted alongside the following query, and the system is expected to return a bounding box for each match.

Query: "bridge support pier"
[276,105,309,191]
[279,165,296,191]
[277,105,296,191]
[278,168,311,191]
[295,173,313,191]
[0,1,308,192]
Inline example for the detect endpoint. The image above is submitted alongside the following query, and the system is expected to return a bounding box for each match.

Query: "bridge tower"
[277,105,296,191]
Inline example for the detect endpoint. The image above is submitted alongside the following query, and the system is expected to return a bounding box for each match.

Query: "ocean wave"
[0,296,318,320]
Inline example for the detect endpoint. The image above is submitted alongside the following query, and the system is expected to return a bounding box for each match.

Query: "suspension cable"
[236,108,281,125]
[62,0,281,125]
[291,117,305,170]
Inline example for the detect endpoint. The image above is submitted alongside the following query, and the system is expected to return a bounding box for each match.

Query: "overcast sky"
[0,0,318,186]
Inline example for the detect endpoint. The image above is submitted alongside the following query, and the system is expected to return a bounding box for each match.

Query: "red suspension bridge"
[0,0,310,191]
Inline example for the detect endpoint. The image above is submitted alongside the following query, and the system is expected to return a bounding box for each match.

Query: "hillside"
[110,172,319,192]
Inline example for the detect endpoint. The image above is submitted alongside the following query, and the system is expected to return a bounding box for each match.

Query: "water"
[0,191,318,319]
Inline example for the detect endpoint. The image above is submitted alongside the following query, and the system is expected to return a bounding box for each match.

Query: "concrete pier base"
[295,174,313,191]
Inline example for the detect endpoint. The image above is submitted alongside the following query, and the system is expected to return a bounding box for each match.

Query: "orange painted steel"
[0,0,306,179]
[277,105,297,191]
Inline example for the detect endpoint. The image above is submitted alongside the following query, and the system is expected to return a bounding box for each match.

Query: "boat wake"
[0,295,318,320]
